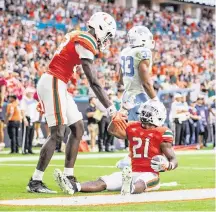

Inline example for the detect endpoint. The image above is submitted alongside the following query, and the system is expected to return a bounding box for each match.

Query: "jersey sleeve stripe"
[163,131,173,136]
[162,135,173,138]
[79,34,97,50]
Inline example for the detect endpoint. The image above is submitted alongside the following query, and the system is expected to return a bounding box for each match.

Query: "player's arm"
[107,113,128,139]
[76,43,115,114]
[81,58,112,109]
[138,59,156,99]
[151,142,178,172]
[160,142,178,170]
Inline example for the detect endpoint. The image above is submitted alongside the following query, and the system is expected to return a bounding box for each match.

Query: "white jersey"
[120,46,152,108]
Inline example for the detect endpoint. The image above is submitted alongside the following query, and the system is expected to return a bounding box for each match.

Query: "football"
[152,155,168,163]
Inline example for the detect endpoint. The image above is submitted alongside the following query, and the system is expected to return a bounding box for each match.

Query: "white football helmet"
[87,12,116,51]
[138,100,167,127]
[128,26,155,49]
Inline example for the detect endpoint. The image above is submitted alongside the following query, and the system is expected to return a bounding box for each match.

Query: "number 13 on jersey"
[121,56,135,77]
[133,137,150,158]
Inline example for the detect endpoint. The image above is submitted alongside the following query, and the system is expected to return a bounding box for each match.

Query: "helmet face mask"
[88,12,116,52]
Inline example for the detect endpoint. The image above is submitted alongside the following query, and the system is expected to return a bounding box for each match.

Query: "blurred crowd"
[0,0,215,152]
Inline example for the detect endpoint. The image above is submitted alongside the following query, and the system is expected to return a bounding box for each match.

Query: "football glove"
[151,155,170,172]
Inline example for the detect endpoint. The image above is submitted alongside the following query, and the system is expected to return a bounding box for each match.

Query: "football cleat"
[116,156,131,170]
[26,178,57,194]
[53,169,77,195]
[121,166,132,195]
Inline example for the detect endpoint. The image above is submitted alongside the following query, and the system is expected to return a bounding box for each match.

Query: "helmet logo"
[104,16,112,25]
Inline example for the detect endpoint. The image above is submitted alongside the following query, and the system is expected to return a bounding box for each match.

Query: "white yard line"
[0,150,215,163]
[0,163,215,170]
[0,188,215,206]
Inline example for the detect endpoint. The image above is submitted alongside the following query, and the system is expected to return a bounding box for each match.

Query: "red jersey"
[126,122,173,174]
[48,31,98,84]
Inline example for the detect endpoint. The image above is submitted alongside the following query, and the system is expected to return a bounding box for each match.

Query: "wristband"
[152,96,159,101]
[107,105,117,116]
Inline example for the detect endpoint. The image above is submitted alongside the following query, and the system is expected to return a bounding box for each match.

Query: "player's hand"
[36,102,45,115]
[151,155,169,172]
[112,112,128,131]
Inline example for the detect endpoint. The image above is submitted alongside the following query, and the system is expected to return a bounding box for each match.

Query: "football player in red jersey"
[27,12,118,193]
[54,100,178,195]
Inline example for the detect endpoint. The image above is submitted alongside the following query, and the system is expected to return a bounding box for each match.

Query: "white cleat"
[116,156,131,170]
[121,166,132,196]
[53,169,74,195]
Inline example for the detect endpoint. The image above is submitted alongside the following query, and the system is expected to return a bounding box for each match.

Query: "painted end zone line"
[0,189,215,206]
[0,150,214,162]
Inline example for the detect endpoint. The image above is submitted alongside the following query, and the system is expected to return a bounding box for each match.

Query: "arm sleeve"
[75,43,94,60]
[86,107,92,113]
[161,129,174,143]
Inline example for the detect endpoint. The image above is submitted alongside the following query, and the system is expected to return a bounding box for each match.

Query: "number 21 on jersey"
[132,137,150,158]
[121,56,134,77]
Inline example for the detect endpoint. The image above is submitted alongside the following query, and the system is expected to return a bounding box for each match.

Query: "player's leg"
[55,168,122,194]
[54,168,108,194]
[64,91,83,171]
[65,120,84,170]
[78,179,107,192]
[132,172,160,194]
[54,91,83,193]
[27,74,67,193]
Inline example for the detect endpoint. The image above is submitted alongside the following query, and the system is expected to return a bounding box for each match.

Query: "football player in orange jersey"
[27,12,118,193]
[54,100,178,195]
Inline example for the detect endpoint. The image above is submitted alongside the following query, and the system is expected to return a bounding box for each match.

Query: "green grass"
[0,151,215,211]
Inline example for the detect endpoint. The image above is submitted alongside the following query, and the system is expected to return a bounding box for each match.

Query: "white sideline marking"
[0,189,215,206]
[0,150,214,163]
[0,163,215,171]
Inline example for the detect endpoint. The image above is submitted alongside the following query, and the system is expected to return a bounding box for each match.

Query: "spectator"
[5,95,21,154]
[0,75,7,151]
[189,101,201,144]
[20,87,37,154]
[195,95,213,148]
[96,98,113,152]
[209,97,216,149]
[170,93,190,145]
[86,97,99,152]
[114,85,124,111]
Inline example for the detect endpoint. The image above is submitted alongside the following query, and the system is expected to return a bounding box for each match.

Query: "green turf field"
[0,150,215,211]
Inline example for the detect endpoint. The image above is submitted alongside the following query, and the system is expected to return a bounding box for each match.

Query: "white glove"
[151,155,169,172]
[116,155,131,170]
[107,105,117,116]
[150,96,160,102]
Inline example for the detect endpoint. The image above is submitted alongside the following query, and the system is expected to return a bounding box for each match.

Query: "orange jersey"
[126,122,173,173]
[48,31,98,83]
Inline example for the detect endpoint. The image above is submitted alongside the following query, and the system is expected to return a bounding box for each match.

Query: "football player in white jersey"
[119,25,158,121]
[116,26,160,169]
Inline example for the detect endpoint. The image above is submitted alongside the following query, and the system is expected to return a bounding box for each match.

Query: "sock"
[32,169,44,181]
[76,183,81,191]
[63,168,74,176]
[130,183,135,194]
